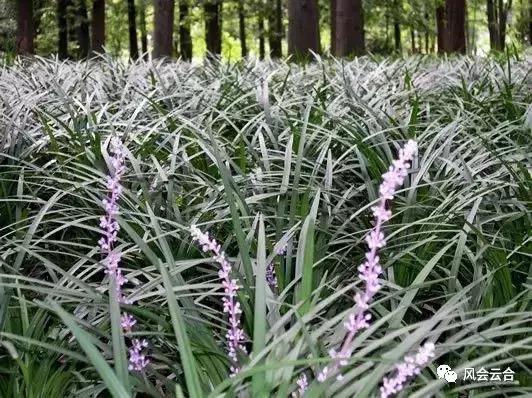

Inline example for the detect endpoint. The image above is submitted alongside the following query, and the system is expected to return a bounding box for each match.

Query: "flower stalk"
[317,140,418,382]
[99,137,148,372]
[191,226,247,375]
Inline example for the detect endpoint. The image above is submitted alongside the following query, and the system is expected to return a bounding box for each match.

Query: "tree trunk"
[288,0,320,58]
[127,0,139,59]
[139,0,148,57]
[410,28,416,53]
[487,0,500,49]
[331,0,336,54]
[17,0,34,55]
[205,0,222,56]
[238,0,247,57]
[270,0,283,57]
[179,1,192,60]
[445,0,466,53]
[91,0,105,53]
[436,5,446,53]
[58,0,69,58]
[268,0,283,57]
[529,0,532,44]
[76,0,90,58]
[258,2,266,59]
[393,0,401,52]
[332,0,365,56]
[153,0,174,58]
[425,12,430,53]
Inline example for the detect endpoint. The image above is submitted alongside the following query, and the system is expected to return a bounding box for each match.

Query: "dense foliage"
[0,54,531,397]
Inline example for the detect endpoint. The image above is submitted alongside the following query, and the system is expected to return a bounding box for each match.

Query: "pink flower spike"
[317,140,417,382]
[191,225,247,375]
[99,137,149,373]
[380,342,435,398]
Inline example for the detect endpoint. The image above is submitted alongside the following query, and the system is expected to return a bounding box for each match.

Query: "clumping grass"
[0,54,531,397]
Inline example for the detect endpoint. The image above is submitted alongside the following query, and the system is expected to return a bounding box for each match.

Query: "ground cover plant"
[0,54,531,397]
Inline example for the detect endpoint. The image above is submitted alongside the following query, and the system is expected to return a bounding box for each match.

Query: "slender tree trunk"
[17,0,34,55]
[331,0,336,54]
[288,0,320,58]
[127,0,139,59]
[258,2,266,59]
[153,0,174,58]
[91,0,105,53]
[394,0,401,52]
[179,1,192,60]
[425,12,430,53]
[436,5,446,53]
[445,0,466,53]
[268,0,282,57]
[76,0,90,58]
[271,0,283,57]
[529,0,532,44]
[205,0,222,56]
[139,0,148,57]
[58,0,69,58]
[410,28,416,53]
[238,0,247,57]
[332,0,365,56]
[487,0,499,49]
[498,0,512,50]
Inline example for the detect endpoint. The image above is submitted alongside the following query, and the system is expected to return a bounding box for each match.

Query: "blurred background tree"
[3,0,531,60]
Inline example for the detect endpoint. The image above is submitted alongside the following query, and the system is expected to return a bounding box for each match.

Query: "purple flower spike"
[292,373,308,397]
[380,342,435,398]
[191,225,247,376]
[317,140,418,382]
[100,137,148,372]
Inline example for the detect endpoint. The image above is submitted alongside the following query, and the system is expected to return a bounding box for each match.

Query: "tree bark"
[393,0,401,52]
[272,0,283,57]
[153,0,174,58]
[445,0,466,53]
[179,0,192,60]
[205,0,222,56]
[529,0,532,44]
[57,0,69,58]
[127,0,139,59]
[76,0,90,58]
[17,0,34,55]
[487,0,500,49]
[139,0,148,57]
[268,0,283,57]
[91,0,105,53]
[332,0,365,56]
[288,0,320,58]
[436,5,446,53]
[258,2,266,59]
[238,0,247,57]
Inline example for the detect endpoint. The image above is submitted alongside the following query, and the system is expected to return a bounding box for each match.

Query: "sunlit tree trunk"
[205,0,222,56]
[153,0,174,58]
[127,0,139,59]
[17,0,34,55]
[179,0,192,60]
[91,0,105,54]
[288,0,320,58]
